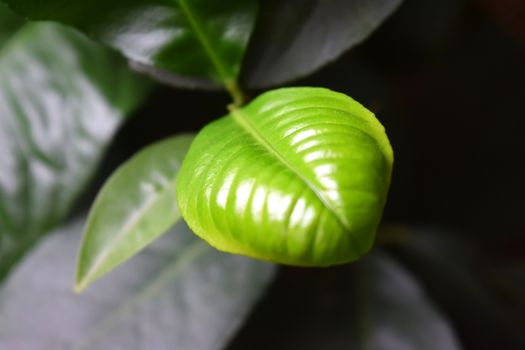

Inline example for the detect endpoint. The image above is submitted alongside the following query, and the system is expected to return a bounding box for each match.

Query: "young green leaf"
[1,0,258,90]
[0,219,276,350]
[76,135,194,292]
[0,7,149,280]
[177,87,393,266]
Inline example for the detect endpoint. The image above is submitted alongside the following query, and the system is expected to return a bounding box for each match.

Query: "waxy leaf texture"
[177,87,393,266]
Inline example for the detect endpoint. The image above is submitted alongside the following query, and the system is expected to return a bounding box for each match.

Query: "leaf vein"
[175,0,230,82]
[229,107,349,230]
[74,241,208,350]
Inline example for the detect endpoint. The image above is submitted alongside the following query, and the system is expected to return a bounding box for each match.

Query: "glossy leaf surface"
[0,9,149,278]
[242,0,403,88]
[1,0,258,88]
[177,87,393,266]
[0,219,275,350]
[76,135,194,292]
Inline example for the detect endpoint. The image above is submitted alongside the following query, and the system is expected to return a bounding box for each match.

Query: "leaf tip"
[73,282,86,294]
[74,273,91,294]
[74,259,94,294]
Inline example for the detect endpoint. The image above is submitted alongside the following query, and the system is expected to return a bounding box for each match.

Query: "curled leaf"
[177,87,393,266]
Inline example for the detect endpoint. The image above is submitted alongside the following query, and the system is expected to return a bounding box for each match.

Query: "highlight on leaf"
[176,87,394,266]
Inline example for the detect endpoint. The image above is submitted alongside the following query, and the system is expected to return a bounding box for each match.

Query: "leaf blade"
[356,252,463,350]
[177,87,393,266]
[0,3,23,48]
[0,10,150,279]
[227,252,461,350]
[1,0,258,87]
[76,134,194,292]
[391,228,525,348]
[241,0,403,88]
[0,219,276,350]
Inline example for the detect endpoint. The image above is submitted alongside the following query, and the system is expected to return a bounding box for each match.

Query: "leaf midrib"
[175,0,231,83]
[74,240,208,350]
[229,106,349,230]
[76,170,181,291]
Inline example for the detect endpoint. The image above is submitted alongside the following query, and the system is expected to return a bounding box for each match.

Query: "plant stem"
[225,79,246,107]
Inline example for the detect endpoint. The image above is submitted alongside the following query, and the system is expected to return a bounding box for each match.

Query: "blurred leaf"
[0,219,276,350]
[0,3,23,47]
[241,0,403,88]
[390,228,525,350]
[0,11,149,278]
[77,134,194,292]
[355,252,462,350]
[1,0,258,89]
[228,252,461,350]
[177,87,393,266]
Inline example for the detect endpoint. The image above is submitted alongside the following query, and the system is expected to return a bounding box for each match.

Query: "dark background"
[81,0,525,349]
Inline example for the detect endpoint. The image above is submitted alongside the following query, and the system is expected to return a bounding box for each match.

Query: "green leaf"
[241,0,403,88]
[0,219,276,350]
[177,87,393,266]
[354,252,462,350]
[76,134,194,292]
[0,3,23,47]
[1,0,258,89]
[0,11,149,278]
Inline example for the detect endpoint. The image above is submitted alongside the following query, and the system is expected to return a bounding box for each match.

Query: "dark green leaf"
[76,134,194,292]
[177,87,393,266]
[0,219,276,350]
[1,0,258,89]
[241,0,403,88]
[354,252,462,350]
[0,3,23,47]
[0,13,149,278]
